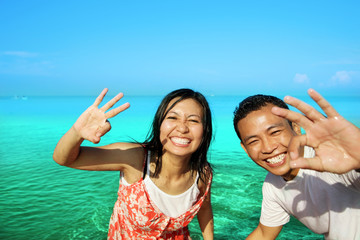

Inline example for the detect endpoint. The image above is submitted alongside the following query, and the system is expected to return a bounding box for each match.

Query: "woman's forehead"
[167,98,203,113]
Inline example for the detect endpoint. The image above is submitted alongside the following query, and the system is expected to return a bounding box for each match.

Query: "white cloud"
[3,51,38,58]
[330,71,352,84]
[319,71,358,87]
[293,73,310,84]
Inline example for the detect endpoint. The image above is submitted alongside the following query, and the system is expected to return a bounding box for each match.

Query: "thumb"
[288,135,307,162]
[93,120,112,143]
[91,135,102,144]
[289,156,325,172]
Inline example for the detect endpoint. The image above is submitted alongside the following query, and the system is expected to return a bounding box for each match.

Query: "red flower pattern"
[108,172,212,240]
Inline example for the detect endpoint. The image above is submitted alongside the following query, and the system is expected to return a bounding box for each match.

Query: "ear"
[240,142,248,155]
[291,122,302,135]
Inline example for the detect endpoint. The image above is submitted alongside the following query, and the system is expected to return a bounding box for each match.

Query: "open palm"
[272,89,360,174]
[73,88,130,144]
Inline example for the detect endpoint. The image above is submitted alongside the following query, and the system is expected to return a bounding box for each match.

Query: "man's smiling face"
[237,104,301,179]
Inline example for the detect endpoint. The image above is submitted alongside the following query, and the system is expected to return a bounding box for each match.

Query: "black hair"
[233,94,290,141]
[143,88,213,182]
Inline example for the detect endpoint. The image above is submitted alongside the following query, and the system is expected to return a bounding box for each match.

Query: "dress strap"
[142,148,148,179]
[196,171,200,185]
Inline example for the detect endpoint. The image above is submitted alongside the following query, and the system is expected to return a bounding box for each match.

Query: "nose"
[262,136,278,154]
[177,120,189,133]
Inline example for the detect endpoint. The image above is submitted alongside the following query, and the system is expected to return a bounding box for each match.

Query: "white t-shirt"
[260,147,360,240]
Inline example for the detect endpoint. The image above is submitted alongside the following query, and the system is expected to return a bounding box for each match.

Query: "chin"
[268,166,290,177]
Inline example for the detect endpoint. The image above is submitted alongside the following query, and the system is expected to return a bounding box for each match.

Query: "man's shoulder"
[264,172,282,182]
[263,172,286,190]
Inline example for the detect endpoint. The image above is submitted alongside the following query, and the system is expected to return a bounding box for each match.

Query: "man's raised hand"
[272,89,360,174]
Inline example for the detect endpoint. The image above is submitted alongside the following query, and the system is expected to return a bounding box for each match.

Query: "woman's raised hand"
[73,88,130,144]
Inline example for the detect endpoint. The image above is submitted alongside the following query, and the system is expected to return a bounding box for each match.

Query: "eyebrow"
[243,135,257,143]
[243,123,285,143]
[167,111,201,119]
[267,123,285,131]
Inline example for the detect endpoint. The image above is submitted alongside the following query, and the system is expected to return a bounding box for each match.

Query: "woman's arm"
[53,125,84,167]
[197,170,214,240]
[197,188,214,240]
[54,141,145,171]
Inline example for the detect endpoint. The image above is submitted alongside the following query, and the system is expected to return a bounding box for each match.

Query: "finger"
[91,136,101,144]
[307,89,340,118]
[100,92,125,112]
[93,121,112,143]
[105,102,130,119]
[283,95,324,122]
[287,134,325,171]
[93,88,108,107]
[289,156,324,172]
[271,106,313,129]
[287,134,308,161]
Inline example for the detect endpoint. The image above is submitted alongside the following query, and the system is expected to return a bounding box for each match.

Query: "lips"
[170,137,191,145]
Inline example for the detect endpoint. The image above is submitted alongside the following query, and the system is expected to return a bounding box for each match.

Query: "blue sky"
[1,0,359,97]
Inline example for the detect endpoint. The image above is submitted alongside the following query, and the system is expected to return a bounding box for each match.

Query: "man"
[233,89,360,240]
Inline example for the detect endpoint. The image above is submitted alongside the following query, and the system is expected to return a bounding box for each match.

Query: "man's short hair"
[233,94,289,141]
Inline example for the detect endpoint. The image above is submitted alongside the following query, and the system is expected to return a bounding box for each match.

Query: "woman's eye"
[189,119,200,123]
[271,130,281,135]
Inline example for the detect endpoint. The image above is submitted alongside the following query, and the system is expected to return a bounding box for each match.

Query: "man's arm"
[246,223,283,240]
[272,88,360,174]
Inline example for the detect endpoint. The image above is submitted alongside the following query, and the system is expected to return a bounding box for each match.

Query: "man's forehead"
[237,105,290,133]
[242,104,277,121]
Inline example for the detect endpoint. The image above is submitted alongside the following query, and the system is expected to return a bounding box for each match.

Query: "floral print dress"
[108,151,212,240]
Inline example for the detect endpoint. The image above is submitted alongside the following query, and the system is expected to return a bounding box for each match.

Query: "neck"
[160,153,191,179]
[282,168,300,181]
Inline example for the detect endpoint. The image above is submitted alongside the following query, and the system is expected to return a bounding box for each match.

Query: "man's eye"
[248,140,258,145]
[271,130,281,135]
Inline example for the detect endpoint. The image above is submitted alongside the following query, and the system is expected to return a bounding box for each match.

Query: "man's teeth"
[172,137,190,145]
[266,154,285,164]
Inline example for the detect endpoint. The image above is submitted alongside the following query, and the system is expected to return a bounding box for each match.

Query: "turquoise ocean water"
[1,94,359,240]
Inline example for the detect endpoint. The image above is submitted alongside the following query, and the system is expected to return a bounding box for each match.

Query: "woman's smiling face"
[160,98,204,160]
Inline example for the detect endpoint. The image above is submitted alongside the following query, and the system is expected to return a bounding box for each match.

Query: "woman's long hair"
[143,88,213,182]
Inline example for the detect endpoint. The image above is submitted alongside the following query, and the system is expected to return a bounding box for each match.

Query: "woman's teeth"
[171,137,190,145]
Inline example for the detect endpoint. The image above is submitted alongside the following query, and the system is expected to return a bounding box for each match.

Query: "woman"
[53,88,214,239]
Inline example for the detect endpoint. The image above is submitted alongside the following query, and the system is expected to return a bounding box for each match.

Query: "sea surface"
[1,94,359,240]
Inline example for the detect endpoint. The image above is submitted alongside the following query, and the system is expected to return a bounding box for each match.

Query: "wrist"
[70,125,85,142]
